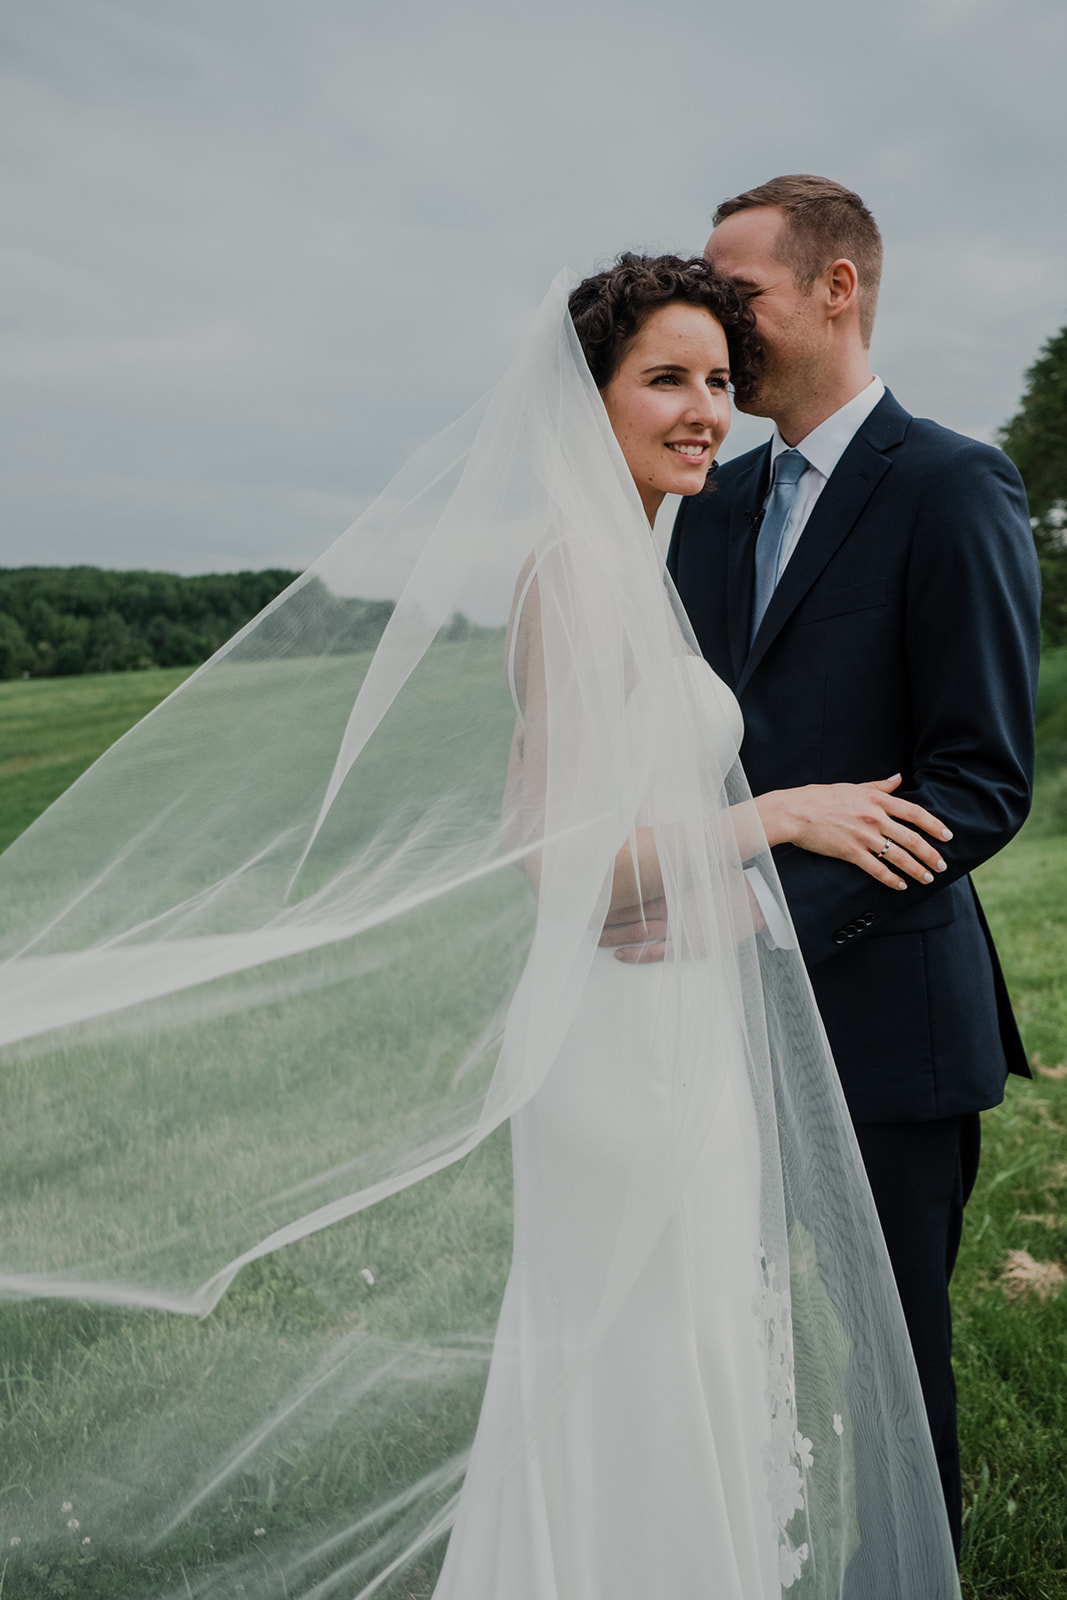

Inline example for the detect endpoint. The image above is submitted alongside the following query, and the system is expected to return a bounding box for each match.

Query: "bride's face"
[601,301,731,524]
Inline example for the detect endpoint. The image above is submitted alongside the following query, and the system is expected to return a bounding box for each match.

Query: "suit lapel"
[725,446,771,684]
[736,395,909,697]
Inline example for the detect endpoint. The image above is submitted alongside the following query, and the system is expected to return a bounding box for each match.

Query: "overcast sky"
[2,0,1064,583]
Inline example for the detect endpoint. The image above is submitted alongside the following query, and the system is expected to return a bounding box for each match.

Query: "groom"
[663,176,1039,1553]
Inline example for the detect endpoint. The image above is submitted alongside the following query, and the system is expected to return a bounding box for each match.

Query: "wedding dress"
[435,653,789,1599]
[0,273,960,1599]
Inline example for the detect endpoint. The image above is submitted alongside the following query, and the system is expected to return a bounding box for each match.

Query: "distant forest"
[0,567,396,679]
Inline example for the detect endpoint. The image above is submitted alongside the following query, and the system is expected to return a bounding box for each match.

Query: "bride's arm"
[505,560,680,919]
[607,775,950,918]
[501,557,548,884]
[602,776,952,960]
[751,773,951,890]
[733,773,952,891]
[609,828,663,913]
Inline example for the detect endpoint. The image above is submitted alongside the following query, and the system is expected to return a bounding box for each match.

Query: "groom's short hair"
[714,175,883,347]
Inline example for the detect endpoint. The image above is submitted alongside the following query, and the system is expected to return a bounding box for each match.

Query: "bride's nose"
[686,384,720,428]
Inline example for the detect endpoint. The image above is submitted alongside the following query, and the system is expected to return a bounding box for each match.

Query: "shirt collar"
[769,376,886,481]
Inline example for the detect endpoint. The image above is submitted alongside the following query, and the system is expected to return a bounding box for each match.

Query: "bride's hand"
[756,774,953,890]
[599,895,669,962]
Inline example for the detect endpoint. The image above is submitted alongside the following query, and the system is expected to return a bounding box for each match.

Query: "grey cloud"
[1,0,1064,577]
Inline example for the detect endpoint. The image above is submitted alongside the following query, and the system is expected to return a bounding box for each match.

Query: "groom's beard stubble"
[732,338,775,420]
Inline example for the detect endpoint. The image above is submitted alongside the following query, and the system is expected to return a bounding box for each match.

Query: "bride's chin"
[670,468,713,495]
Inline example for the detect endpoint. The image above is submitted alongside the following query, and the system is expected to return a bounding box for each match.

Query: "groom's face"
[704,207,825,423]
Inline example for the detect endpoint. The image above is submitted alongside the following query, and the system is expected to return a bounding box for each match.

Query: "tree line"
[0,567,395,680]
[1000,322,1067,647]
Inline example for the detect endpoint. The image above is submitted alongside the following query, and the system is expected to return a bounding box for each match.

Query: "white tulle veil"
[0,271,959,1597]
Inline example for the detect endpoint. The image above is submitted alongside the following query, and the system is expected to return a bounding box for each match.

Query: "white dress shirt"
[766,376,886,577]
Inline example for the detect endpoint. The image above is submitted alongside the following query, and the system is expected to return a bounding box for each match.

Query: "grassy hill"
[1,655,1065,1597]
[0,665,193,854]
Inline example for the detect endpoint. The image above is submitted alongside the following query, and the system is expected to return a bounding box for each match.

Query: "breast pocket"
[795,578,889,626]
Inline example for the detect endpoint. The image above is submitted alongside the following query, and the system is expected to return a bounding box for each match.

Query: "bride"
[432,255,959,1598]
[0,257,959,1598]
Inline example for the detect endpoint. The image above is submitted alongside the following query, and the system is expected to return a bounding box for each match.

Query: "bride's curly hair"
[569,253,760,406]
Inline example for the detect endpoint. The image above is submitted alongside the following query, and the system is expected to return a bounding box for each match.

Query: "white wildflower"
[793,1431,814,1470]
[67,1518,80,1531]
[254,1527,266,1537]
[360,1267,375,1287]
[9,1536,20,1547]
[82,1536,91,1545]
[61,1502,73,1513]
[832,1413,844,1437]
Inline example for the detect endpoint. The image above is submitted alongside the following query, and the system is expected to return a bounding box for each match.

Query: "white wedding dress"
[434,658,792,1599]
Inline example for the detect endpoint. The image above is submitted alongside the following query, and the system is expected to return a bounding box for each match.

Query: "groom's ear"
[823,258,860,323]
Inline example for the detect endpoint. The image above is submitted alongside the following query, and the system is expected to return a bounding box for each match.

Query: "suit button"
[834,931,848,945]
[845,922,858,937]
[863,912,875,927]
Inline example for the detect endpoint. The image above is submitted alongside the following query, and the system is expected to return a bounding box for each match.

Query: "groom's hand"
[598,896,668,964]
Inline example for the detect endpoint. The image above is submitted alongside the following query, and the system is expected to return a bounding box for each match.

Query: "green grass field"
[1,660,1066,1597]
[0,667,194,855]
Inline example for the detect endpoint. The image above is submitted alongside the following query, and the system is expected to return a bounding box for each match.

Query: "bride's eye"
[708,375,729,390]
[650,373,679,386]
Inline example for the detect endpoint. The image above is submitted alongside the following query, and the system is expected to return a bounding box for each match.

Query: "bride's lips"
[666,441,711,458]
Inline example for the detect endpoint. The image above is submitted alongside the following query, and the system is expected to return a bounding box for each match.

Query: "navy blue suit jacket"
[668,389,1041,1123]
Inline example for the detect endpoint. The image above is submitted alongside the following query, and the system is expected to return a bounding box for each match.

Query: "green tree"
[0,612,35,678]
[1000,323,1067,645]
[87,610,137,673]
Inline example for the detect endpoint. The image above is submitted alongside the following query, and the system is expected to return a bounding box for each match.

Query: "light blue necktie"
[751,448,811,644]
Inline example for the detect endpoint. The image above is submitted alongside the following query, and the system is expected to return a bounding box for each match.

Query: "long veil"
[0,273,959,1598]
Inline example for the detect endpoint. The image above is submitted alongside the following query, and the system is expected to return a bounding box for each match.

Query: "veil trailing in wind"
[0,273,959,1598]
